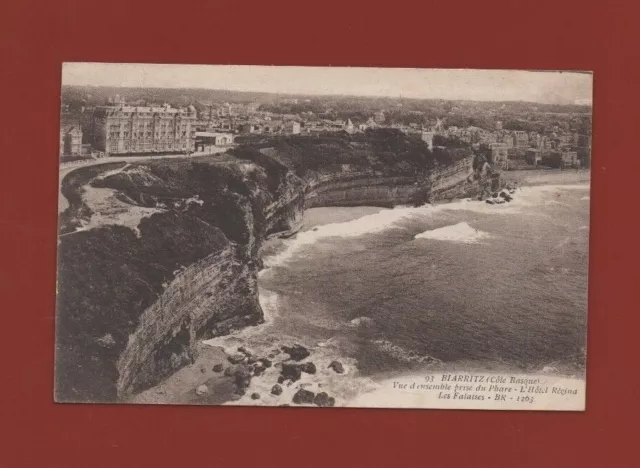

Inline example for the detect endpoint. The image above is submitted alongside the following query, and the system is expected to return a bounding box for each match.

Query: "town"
[60,86,592,171]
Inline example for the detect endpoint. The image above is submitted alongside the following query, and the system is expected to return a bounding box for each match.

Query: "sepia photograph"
[55,64,592,410]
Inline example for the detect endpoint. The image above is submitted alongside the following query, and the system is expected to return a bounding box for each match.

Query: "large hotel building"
[92,104,197,155]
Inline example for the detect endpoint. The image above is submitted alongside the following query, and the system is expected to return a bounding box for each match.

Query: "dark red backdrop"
[1,0,638,466]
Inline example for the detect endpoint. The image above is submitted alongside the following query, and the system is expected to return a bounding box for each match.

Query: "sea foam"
[262,206,431,269]
[262,195,522,270]
[414,222,489,244]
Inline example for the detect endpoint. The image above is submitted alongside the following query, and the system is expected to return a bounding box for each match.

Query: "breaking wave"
[262,206,427,269]
[414,222,490,244]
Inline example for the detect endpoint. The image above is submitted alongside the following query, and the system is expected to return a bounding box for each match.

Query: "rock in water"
[328,361,345,374]
[277,376,285,384]
[292,389,315,405]
[228,353,246,364]
[281,363,303,382]
[234,366,252,392]
[271,384,283,396]
[251,393,261,400]
[212,363,224,373]
[195,385,208,396]
[314,392,336,407]
[499,191,513,202]
[258,358,272,368]
[252,364,265,376]
[300,362,317,374]
[282,344,310,361]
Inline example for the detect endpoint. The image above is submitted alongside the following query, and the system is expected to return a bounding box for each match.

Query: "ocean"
[205,183,590,406]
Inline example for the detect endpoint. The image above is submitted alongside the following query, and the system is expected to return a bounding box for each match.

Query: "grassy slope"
[56,157,271,402]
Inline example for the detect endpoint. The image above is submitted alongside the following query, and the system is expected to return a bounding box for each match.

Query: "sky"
[62,63,593,105]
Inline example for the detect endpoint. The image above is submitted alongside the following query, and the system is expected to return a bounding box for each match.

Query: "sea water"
[206,184,590,406]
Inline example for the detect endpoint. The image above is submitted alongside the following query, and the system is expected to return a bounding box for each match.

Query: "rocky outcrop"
[56,140,500,402]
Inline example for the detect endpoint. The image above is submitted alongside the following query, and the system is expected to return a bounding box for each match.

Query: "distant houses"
[58,95,590,169]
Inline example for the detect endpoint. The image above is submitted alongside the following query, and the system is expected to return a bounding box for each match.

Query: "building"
[261,121,284,134]
[478,131,498,145]
[432,117,445,133]
[512,131,529,148]
[539,136,554,151]
[283,121,301,135]
[489,142,509,170]
[107,95,126,106]
[421,131,434,150]
[60,125,83,156]
[344,119,355,134]
[238,123,259,134]
[540,150,579,169]
[525,149,542,166]
[373,111,385,124]
[529,132,541,148]
[555,134,573,147]
[194,132,234,153]
[561,151,580,168]
[92,103,197,155]
[498,132,514,147]
[577,134,592,148]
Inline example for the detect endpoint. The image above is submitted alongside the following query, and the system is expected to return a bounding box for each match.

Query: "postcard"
[56,63,591,410]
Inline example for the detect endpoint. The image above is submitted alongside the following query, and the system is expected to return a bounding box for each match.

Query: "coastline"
[502,168,590,187]
[130,168,590,407]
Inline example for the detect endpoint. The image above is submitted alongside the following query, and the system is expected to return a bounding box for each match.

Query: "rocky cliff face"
[56,148,498,402]
[115,246,263,397]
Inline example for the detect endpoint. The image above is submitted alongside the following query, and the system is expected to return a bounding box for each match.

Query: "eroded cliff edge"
[55,131,501,402]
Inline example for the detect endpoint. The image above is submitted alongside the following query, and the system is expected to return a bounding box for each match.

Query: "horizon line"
[62,83,593,107]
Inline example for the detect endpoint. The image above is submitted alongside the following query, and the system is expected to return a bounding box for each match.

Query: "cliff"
[55,132,499,402]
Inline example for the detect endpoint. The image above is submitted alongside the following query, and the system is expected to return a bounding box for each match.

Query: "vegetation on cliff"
[232,128,444,177]
[56,158,277,401]
[56,214,231,401]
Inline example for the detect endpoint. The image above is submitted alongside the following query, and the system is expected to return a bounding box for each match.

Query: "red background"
[1,1,638,466]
